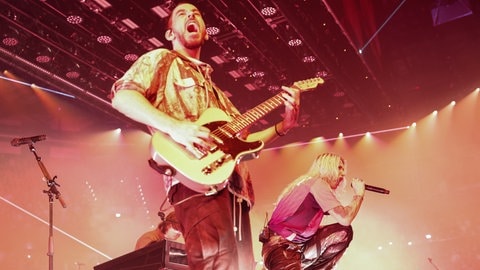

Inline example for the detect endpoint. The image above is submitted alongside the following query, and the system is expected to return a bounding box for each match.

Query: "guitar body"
[151,108,264,194]
[151,77,323,194]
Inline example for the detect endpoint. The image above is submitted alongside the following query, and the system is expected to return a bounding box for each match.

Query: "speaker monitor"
[94,240,188,270]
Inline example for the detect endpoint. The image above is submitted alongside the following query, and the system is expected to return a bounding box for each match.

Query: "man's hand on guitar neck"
[279,85,301,134]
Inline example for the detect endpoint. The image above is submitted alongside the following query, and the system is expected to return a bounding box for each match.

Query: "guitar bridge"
[201,154,233,175]
[195,141,219,158]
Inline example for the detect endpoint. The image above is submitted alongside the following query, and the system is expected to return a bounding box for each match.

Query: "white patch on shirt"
[174,77,196,88]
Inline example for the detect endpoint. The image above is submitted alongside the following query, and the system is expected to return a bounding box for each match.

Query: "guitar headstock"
[292,77,325,91]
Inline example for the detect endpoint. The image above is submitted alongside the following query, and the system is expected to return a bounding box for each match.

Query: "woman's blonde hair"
[278,153,345,200]
[306,153,345,182]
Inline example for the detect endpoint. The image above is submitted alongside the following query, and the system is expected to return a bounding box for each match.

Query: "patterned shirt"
[112,48,239,122]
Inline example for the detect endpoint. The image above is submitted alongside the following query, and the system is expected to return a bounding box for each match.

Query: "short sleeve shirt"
[268,176,341,243]
[111,48,240,123]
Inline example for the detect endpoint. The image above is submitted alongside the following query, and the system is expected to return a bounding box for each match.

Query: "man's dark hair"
[165,0,201,29]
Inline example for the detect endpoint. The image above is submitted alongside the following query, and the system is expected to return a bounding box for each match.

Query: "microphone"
[365,184,390,194]
[10,135,47,147]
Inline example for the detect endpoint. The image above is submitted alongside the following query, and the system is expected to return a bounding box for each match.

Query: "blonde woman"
[261,153,365,269]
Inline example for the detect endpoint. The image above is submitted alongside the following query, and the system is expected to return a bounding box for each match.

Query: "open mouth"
[186,21,199,33]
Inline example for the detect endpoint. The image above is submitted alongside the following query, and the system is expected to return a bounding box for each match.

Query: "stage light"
[92,0,112,9]
[65,71,80,79]
[124,53,139,62]
[97,35,112,44]
[35,46,53,64]
[251,71,265,78]
[35,55,51,63]
[151,5,169,18]
[66,15,83,24]
[315,70,328,78]
[236,56,249,63]
[147,37,163,47]
[121,18,139,29]
[206,26,220,36]
[268,85,280,92]
[302,55,316,63]
[288,38,302,47]
[261,6,277,17]
[333,90,345,97]
[2,36,19,46]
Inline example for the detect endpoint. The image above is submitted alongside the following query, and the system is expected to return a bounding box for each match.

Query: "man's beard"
[180,34,205,50]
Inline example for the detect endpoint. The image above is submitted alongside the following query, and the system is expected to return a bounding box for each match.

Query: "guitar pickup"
[210,134,223,149]
[195,140,219,155]
[214,154,232,166]
[207,142,218,153]
[193,143,208,159]
[202,166,213,175]
[201,154,233,175]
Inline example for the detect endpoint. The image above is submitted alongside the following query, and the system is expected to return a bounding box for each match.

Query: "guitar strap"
[148,158,175,176]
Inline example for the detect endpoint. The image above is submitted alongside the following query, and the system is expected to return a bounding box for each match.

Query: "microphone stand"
[428,257,440,270]
[28,143,67,270]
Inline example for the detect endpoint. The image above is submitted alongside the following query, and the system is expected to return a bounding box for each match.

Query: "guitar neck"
[222,77,323,135]
[226,93,285,134]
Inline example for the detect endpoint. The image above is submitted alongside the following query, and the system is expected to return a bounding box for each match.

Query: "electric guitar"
[151,77,324,194]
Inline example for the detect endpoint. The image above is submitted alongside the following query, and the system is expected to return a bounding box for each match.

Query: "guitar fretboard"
[227,94,284,135]
[211,77,323,139]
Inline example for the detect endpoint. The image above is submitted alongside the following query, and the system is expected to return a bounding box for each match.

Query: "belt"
[269,228,297,242]
[266,230,304,253]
